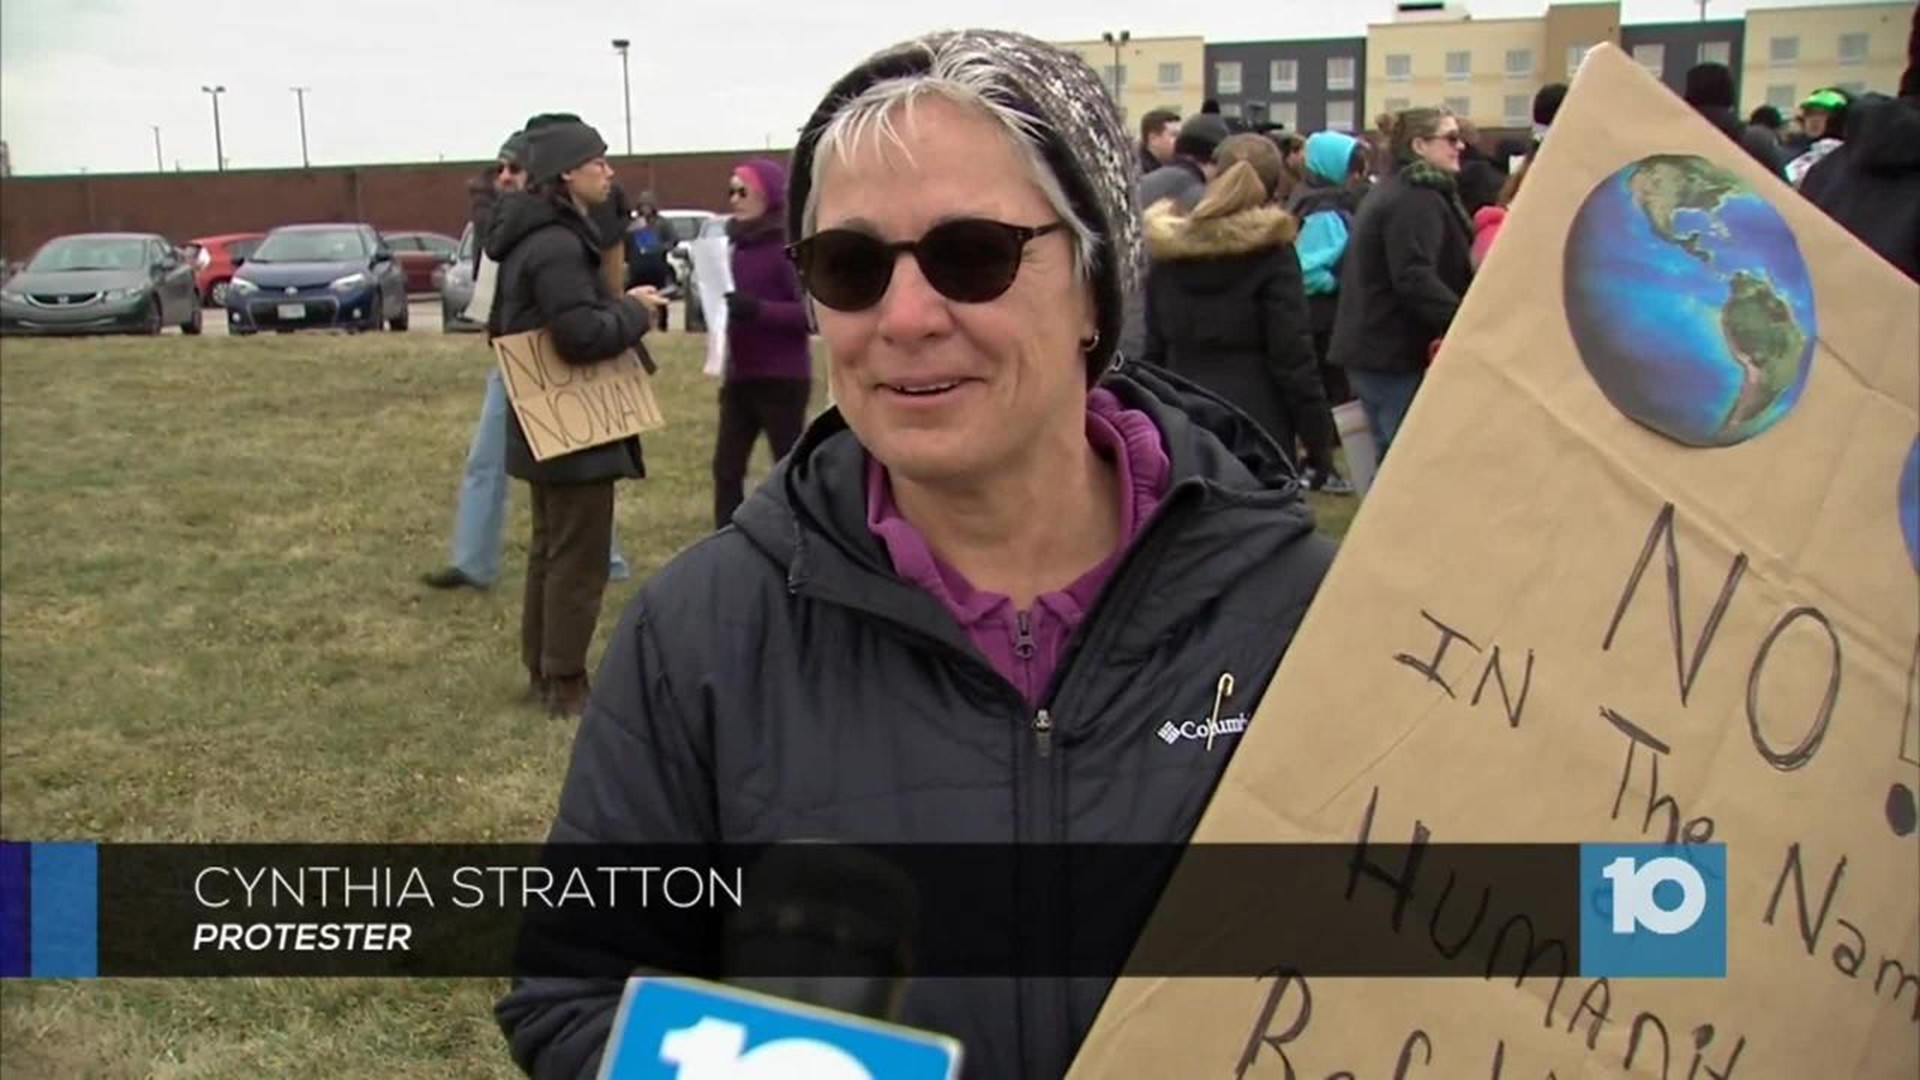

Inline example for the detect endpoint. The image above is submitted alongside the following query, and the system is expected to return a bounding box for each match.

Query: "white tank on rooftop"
[1393,1,1472,21]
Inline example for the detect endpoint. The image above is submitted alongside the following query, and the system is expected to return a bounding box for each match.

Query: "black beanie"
[497,129,530,167]
[1683,64,1736,110]
[1173,113,1230,161]
[523,113,608,183]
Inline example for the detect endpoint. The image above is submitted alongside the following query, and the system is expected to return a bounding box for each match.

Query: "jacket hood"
[1846,94,1920,172]
[483,192,594,262]
[1304,131,1358,185]
[729,368,1313,652]
[1142,202,1298,261]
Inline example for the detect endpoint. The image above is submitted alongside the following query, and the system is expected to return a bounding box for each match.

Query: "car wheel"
[389,299,409,332]
[142,298,165,335]
[207,280,230,307]
[181,302,203,336]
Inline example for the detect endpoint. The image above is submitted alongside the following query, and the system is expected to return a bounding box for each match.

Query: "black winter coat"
[1800,93,1920,283]
[484,192,650,487]
[1326,171,1473,376]
[494,367,1336,1080]
[1141,202,1331,467]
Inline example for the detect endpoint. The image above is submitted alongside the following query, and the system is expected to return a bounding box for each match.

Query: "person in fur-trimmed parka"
[1143,132,1333,473]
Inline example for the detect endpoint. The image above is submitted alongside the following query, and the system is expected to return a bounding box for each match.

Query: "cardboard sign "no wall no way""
[491,329,665,462]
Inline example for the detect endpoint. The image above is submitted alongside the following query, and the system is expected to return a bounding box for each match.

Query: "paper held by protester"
[491,328,664,462]
[1073,44,1919,1080]
[689,235,733,378]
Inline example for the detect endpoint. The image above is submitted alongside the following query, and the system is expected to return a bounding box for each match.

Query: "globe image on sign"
[1564,154,1816,447]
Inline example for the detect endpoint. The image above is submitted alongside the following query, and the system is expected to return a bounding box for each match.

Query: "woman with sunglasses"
[1326,105,1474,462]
[713,159,814,530]
[498,32,1333,1080]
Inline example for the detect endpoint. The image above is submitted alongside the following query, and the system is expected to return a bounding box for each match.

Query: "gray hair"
[798,47,1099,287]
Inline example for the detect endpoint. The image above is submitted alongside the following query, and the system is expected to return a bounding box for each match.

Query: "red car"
[186,232,265,307]
[381,231,460,294]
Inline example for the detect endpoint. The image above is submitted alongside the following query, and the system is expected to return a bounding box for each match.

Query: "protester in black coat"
[1684,63,1788,176]
[1801,90,1920,283]
[483,113,664,717]
[1327,107,1474,462]
[1144,133,1332,476]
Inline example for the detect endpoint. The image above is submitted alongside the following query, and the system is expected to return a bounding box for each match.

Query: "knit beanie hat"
[1173,113,1231,161]
[523,113,608,184]
[497,129,531,167]
[787,29,1142,376]
[1683,64,1737,110]
[733,158,789,214]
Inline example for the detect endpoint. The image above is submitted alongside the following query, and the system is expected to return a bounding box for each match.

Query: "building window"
[1102,65,1127,91]
[1445,50,1471,81]
[1566,44,1592,78]
[1325,99,1355,131]
[1216,61,1242,94]
[1158,62,1183,86]
[1244,101,1269,124]
[1836,81,1867,96]
[1766,84,1797,111]
[1503,94,1529,126]
[1769,36,1798,67]
[1385,96,1411,113]
[1444,95,1471,120]
[1222,101,1243,119]
[1838,33,1869,66]
[1269,102,1299,129]
[1327,56,1356,91]
[1270,58,1298,93]
[1386,54,1412,82]
[1633,44,1665,78]
[1505,48,1533,79]
[1697,40,1731,67]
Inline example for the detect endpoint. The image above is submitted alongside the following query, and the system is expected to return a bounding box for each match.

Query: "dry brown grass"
[0,328,1352,1076]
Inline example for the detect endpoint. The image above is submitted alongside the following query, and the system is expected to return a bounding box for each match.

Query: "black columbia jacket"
[497,366,1337,1079]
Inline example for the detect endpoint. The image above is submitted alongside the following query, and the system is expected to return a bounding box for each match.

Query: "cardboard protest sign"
[1073,44,1919,1079]
[492,328,664,462]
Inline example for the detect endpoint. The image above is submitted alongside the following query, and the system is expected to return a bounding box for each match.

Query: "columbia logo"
[1157,715,1251,745]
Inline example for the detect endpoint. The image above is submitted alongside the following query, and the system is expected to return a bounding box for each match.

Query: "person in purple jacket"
[714,158,814,529]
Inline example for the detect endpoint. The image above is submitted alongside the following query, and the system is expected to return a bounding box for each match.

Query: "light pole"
[200,85,226,171]
[611,38,633,154]
[1100,30,1130,108]
[151,125,163,171]
[291,86,311,167]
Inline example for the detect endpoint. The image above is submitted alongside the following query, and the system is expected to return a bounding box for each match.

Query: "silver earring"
[1079,331,1101,353]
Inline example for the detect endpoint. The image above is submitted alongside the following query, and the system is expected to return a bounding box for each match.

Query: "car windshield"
[27,237,150,272]
[699,217,730,239]
[250,229,367,264]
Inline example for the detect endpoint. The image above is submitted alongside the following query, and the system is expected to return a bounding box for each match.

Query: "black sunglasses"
[728,185,749,197]
[786,219,1065,312]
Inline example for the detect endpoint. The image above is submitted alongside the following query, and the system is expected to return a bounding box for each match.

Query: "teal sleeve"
[1295,212,1349,296]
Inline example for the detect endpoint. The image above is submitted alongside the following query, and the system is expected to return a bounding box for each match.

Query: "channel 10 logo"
[1580,843,1727,977]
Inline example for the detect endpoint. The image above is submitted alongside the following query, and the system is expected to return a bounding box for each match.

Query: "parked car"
[383,230,460,293]
[440,222,483,334]
[224,223,408,335]
[658,209,717,299]
[185,232,265,307]
[0,231,202,336]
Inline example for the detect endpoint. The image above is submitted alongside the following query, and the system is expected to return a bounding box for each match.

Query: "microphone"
[721,841,920,1020]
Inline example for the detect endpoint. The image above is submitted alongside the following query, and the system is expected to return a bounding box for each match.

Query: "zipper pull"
[1013,610,1037,660]
[1033,708,1054,758]
[1206,673,1235,752]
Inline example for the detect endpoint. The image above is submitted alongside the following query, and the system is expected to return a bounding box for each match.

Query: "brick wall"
[0,149,771,258]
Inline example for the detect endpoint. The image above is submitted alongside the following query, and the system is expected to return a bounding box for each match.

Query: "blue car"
[225,223,409,335]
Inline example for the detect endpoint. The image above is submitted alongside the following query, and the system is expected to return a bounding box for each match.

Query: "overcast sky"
[0,0,1883,176]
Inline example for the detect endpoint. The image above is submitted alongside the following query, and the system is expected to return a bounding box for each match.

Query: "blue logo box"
[1579,843,1727,978]
[599,976,962,1080]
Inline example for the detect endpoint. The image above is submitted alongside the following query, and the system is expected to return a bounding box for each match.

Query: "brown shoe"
[546,675,590,718]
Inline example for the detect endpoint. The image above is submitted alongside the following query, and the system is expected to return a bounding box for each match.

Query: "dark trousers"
[713,378,811,529]
[1312,328,1354,409]
[523,481,615,680]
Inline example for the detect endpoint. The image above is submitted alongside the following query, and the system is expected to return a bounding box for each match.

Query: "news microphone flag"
[599,977,962,1080]
[0,842,99,978]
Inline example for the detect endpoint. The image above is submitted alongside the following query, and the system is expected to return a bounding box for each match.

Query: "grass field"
[0,329,1354,1076]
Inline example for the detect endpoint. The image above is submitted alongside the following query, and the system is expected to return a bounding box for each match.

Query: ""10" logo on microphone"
[1580,843,1728,977]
